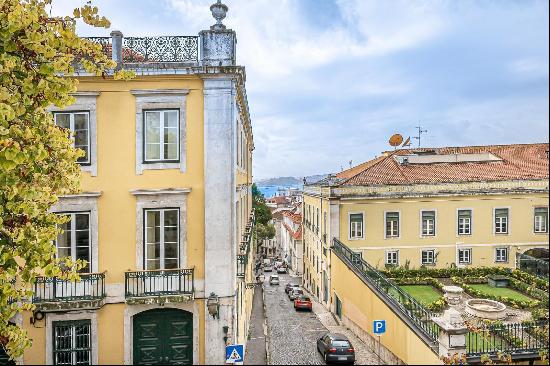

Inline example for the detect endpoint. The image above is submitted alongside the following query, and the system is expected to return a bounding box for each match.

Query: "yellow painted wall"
[330,254,442,365]
[338,193,549,269]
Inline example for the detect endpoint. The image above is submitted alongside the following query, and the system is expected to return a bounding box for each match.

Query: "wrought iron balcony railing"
[125,268,194,299]
[32,273,106,304]
[83,35,199,64]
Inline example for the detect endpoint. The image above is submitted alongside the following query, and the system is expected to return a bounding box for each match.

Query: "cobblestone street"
[263,274,378,365]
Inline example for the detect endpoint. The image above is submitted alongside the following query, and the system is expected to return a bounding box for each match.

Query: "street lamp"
[207,292,219,319]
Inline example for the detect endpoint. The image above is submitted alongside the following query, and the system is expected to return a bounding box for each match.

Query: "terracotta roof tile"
[340,143,549,186]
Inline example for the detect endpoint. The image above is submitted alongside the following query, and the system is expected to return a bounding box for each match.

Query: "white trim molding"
[419,209,438,238]
[456,208,474,237]
[347,211,365,241]
[384,210,401,239]
[493,206,512,236]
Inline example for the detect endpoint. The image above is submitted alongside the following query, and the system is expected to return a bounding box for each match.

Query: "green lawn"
[466,332,508,353]
[469,284,533,302]
[399,285,442,305]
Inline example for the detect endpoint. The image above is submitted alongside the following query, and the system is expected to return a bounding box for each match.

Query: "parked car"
[317,333,355,364]
[274,261,284,268]
[263,266,273,272]
[277,267,287,274]
[294,295,312,312]
[285,283,300,294]
[269,275,280,285]
[289,288,303,301]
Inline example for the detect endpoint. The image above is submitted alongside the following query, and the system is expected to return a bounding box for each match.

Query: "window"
[349,213,364,239]
[458,210,472,235]
[495,248,508,263]
[53,320,91,366]
[386,212,400,238]
[495,208,509,234]
[144,209,180,270]
[534,207,548,233]
[421,211,436,236]
[56,213,91,273]
[458,249,472,265]
[54,112,90,164]
[144,110,179,162]
[422,250,435,265]
[385,250,399,266]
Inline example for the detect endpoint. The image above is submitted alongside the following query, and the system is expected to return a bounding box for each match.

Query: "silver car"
[289,288,304,300]
[269,275,280,285]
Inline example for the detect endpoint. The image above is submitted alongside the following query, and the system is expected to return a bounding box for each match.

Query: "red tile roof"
[338,143,549,186]
[283,211,302,224]
[267,196,291,205]
[283,222,303,240]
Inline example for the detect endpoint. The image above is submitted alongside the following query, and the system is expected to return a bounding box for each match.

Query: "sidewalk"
[245,286,267,365]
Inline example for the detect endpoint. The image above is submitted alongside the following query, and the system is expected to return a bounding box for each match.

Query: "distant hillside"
[256,174,330,187]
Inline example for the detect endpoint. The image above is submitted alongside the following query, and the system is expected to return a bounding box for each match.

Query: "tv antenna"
[413,125,428,147]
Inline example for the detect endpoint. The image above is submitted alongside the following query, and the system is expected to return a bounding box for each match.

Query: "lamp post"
[207,292,220,319]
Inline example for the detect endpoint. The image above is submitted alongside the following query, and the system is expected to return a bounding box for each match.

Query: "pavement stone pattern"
[245,286,267,365]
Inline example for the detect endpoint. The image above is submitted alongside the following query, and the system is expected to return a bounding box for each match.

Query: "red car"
[294,295,313,312]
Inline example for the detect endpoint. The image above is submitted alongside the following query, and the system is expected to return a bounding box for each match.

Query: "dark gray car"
[317,333,355,364]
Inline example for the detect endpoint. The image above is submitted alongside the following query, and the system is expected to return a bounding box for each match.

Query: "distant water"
[258,185,302,199]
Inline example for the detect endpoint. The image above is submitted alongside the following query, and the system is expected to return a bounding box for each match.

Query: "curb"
[262,285,270,365]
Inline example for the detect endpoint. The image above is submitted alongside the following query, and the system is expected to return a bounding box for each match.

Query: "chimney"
[199,0,237,67]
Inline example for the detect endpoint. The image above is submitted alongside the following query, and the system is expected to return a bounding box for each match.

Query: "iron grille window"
[494,208,509,234]
[53,320,91,366]
[385,251,399,266]
[458,210,472,235]
[421,250,435,265]
[386,212,400,238]
[349,213,364,239]
[495,247,508,263]
[56,213,91,273]
[458,249,472,265]
[534,207,548,233]
[54,112,90,164]
[144,110,179,162]
[335,295,343,319]
[144,209,180,270]
[421,211,436,236]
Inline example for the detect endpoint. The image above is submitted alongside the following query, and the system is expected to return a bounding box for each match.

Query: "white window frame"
[534,207,549,234]
[385,250,399,266]
[348,212,365,240]
[420,210,437,237]
[384,211,401,239]
[55,212,92,273]
[54,111,91,165]
[494,208,510,235]
[144,208,181,271]
[458,248,472,265]
[457,209,473,236]
[495,247,509,263]
[143,109,180,163]
[421,249,436,265]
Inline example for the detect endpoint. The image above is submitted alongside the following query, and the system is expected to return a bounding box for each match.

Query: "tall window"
[144,110,179,162]
[56,213,91,273]
[53,320,91,366]
[421,250,435,265]
[534,207,548,233]
[349,213,364,239]
[386,251,399,266]
[145,209,179,270]
[54,112,90,164]
[458,249,472,265]
[386,212,400,238]
[458,210,472,235]
[495,248,508,263]
[421,211,436,236]
[494,208,509,234]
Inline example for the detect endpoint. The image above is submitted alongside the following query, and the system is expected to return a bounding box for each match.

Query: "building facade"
[20,2,256,365]
[280,208,303,275]
[303,143,549,306]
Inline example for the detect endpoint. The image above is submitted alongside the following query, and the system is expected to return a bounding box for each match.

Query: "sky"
[52,0,549,180]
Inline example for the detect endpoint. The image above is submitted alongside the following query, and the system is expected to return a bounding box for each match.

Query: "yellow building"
[303,143,549,306]
[18,2,256,365]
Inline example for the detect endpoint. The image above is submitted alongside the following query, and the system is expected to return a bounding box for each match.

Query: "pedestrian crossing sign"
[226,344,244,364]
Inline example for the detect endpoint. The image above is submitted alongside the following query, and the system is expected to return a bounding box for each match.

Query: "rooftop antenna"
[349,160,353,169]
[413,125,428,148]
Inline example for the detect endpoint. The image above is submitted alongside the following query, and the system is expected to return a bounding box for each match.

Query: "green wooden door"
[133,309,193,365]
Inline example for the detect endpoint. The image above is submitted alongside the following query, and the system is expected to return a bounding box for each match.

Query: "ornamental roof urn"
[210,0,229,31]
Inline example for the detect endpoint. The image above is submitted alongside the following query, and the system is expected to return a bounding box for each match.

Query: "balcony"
[237,211,256,279]
[125,268,194,305]
[32,273,106,312]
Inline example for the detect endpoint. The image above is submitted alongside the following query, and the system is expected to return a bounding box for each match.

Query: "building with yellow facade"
[16,2,257,365]
[303,143,549,307]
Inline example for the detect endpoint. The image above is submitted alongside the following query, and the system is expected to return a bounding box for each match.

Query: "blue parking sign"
[226,344,245,364]
[373,320,386,335]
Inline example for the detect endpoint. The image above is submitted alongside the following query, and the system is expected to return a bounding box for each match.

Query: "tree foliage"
[251,184,275,242]
[0,0,127,359]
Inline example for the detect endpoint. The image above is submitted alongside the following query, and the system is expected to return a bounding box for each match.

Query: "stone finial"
[210,0,228,31]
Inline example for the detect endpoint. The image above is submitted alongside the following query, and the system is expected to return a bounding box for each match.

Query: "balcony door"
[143,209,180,294]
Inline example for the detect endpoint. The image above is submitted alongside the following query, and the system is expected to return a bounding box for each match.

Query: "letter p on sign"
[373,320,386,335]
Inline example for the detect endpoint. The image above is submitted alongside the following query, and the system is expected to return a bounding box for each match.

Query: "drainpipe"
[110,30,123,65]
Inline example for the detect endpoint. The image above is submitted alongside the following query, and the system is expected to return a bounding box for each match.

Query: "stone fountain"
[465,299,507,320]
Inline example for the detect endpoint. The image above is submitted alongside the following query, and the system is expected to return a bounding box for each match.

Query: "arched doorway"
[133,309,193,365]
